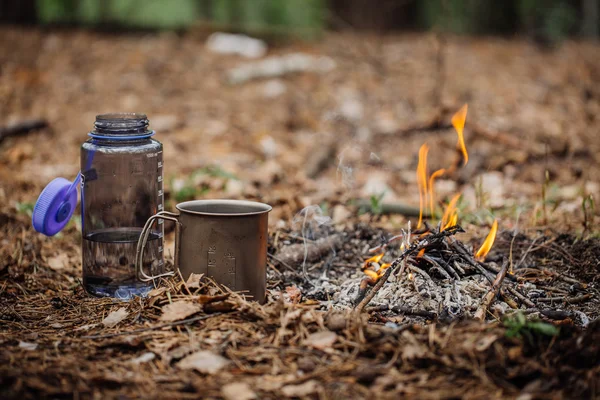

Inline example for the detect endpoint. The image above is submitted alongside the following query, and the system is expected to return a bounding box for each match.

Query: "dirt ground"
[1,26,600,398]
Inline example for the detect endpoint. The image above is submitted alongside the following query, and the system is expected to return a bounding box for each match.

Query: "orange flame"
[428,168,445,218]
[364,253,384,267]
[451,104,469,166]
[378,263,391,277]
[475,219,498,261]
[417,248,425,258]
[441,193,461,231]
[416,144,429,229]
[364,269,378,280]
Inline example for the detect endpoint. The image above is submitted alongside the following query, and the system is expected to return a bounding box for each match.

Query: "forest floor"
[1,26,600,398]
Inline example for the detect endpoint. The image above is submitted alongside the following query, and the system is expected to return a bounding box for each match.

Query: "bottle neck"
[90,113,154,140]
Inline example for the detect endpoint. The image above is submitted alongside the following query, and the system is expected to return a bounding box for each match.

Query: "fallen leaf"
[186,273,204,289]
[147,287,167,297]
[303,331,337,350]
[75,323,97,331]
[19,341,37,351]
[284,286,302,304]
[160,301,202,322]
[176,350,230,374]
[281,380,319,397]
[129,352,156,365]
[197,293,230,304]
[222,382,256,400]
[474,334,499,352]
[102,308,128,328]
[47,253,70,271]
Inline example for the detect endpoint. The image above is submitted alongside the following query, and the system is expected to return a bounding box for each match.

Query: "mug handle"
[135,211,181,282]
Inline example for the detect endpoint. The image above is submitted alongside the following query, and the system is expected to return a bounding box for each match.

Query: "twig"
[0,118,48,142]
[506,286,536,308]
[355,226,464,313]
[365,304,437,319]
[82,313,221,340]
[536,294,592,304]
[423,254,460,280]
[356,199,425,217]
[474,261,509,321]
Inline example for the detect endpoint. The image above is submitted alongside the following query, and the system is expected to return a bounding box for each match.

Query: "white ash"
[332,272,505,319]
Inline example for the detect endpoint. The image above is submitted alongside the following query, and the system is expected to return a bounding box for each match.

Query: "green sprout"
[15,202,34,217]
[370,191,386,215]
[503,312,559,344]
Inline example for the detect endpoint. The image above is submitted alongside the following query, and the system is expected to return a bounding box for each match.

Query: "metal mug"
[136,199,272,303]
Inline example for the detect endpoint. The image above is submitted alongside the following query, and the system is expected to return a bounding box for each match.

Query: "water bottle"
[33,113,169,299]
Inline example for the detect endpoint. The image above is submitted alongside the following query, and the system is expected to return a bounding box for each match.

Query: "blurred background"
[1,0,599,232]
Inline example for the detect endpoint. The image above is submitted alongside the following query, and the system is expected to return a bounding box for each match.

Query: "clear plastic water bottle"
[33,113,166,299]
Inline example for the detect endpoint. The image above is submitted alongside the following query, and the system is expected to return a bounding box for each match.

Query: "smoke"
[292,205,334,283]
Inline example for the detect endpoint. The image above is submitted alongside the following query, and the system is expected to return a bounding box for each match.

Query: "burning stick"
[474,260,509,321]
[354,225,465,313]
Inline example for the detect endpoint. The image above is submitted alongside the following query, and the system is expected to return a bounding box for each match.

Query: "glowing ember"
[416,144,429,229]
[363,269,378,280]
[441,193,461,231]
[364,253,384,267]
[408,272,414,280]
[451,104,469,166]
[475,219,498,261]
[428,168,445,218]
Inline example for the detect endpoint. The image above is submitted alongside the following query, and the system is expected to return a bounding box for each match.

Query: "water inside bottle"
[83,228,162,300]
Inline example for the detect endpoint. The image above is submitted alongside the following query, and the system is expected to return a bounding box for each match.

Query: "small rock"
[339,98,363,122]
[262,80,286,98]
[177,350,230,374]
[281,380,319,398]
[303,330,337,350]
[206,32,267,59]
[19,341,38,351]
[222,382,256,400]
[326,313,347,331]
[129,352,155,365]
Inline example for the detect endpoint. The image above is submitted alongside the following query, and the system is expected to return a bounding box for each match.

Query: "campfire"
[316,105,592,325]
[353,105,499,313]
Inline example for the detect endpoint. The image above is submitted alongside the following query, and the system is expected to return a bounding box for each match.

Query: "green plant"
[503,312,559,344]
[369,191,386,215]
[582,194,595,235]
[15,202,34,217]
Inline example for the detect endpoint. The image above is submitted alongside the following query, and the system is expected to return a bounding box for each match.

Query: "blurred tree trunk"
[582,0,598,39]
[0,0,37,24]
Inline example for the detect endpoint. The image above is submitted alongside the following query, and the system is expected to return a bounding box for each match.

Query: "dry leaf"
[129,352,156,365]
[160,301,202,322]
[75,323,97,331]
[19,341,37,351]
[102,308,128,328]
[186,273,204,289]
[147,287,167,297]
[281,380,319,397]
[176,350,230,374]
[47,253,70,271]
[284,286,302,303]
[222,382,256,400]
[474,334,499,352]
[303,331,337,350]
